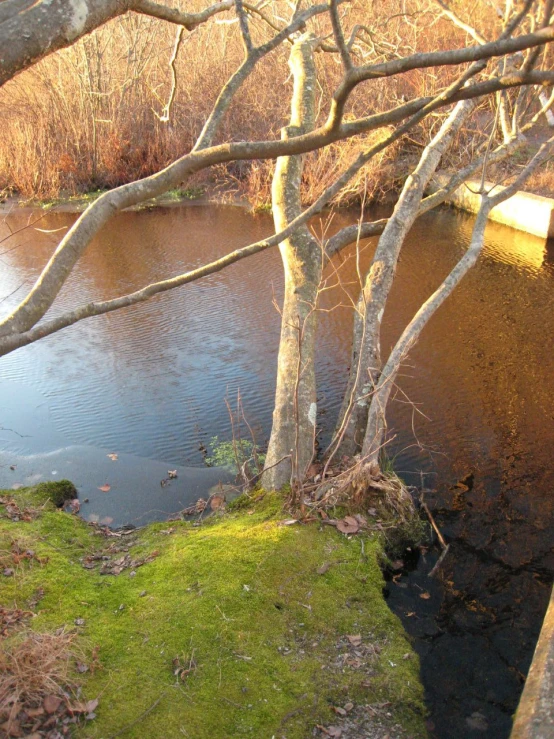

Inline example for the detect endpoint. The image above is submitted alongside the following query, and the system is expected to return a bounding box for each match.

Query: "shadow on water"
[0,202,553,736]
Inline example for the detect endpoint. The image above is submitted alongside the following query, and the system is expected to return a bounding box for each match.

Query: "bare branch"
[362,132,554,462]
[432,0,488,44]
[194,1,333,150]
[235,0,254,52]
[0,0,235,87]
[133,0,234,27]
[329,0,352,70]
[329,24,554,127]
[154,25,186,122]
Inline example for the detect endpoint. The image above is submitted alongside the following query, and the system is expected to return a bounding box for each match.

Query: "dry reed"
[0,1,528,203]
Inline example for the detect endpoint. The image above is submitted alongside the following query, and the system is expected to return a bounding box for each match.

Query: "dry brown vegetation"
[0,628,98,737]
[0,0,515,204]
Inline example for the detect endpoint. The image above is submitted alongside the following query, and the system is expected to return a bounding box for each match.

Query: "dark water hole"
[1,202,553,737]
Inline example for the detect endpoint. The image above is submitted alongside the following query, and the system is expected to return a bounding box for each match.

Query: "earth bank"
[0,481,426,738]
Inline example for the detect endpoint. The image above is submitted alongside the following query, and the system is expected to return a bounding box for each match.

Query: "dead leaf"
[344,702,354,712]
[317,562,331,575]
[419,592,431,600]
[25,708,44,719]
[107,453,118,461]
[345,657,362,668]
[1,719,22,737]
[98,484,111,493]
[43,695,62,714]
[209,494,225,510]
[85,699,99,714]
[361,679,372,688]
[282,519,298,526]
[100,517,113,526]
[67,498,80,514]
[168,470,178,479]
[319,727,342,738]
[332,706,347,716]
[466,711,488,731]
[347,634,362,647]
[336,516,359,535]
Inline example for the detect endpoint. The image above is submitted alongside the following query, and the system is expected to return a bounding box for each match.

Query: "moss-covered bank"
[0,482,426,738]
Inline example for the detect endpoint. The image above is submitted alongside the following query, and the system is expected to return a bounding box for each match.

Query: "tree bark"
[0,0,235,87]
[361,132,554,463]
[262,34,320,492]
[333,100,474,459]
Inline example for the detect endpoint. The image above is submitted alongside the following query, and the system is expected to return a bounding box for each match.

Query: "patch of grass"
[165,186,204,201]
[0,484,426,738]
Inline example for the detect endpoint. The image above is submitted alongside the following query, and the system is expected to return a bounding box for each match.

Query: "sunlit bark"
[362,134,554,463]
[262,34,320,492]
[333,99,475,458]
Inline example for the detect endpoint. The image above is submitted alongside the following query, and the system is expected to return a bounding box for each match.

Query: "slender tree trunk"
[362,132,554,463]
[332,100,474,460]
[262,34,320,492]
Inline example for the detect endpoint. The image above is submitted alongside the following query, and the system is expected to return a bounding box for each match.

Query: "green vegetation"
[0,482,426,738]
[164,186,205,201]
[205,435,266,474]
[22,479,78,507]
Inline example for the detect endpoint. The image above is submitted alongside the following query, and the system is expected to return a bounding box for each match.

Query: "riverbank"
[0,481,426,739]
[5,169,554,243]
[431,174,554,240]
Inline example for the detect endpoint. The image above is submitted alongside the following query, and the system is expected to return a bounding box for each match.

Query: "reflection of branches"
[0,209,58,250]
[0,282,27,306]
[362,132,554,462]
[0,425,31,438]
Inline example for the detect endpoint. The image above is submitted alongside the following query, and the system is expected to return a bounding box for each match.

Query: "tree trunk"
[262,34,320,492]
[362,131,554,463]
[332,100,474,460]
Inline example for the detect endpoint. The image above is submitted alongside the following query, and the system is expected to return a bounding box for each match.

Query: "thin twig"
[108,692,166,738]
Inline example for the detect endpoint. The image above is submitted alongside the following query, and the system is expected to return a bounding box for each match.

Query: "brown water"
[1,202,553,737]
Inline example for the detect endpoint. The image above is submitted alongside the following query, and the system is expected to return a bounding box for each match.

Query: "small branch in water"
[420,500,447,550]
[428,544,450,578]
[0,425,31,438]
[419,474,449,576]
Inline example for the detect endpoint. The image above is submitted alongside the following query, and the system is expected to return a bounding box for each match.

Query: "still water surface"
[1,202,553,737]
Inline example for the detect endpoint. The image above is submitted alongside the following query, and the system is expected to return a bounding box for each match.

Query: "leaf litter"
[0,630,100,738]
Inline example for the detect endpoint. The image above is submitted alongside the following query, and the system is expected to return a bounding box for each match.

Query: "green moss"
[31,479,78,507]
[7,479,78,509]
[165,186,204,200]
[0,485,426,738]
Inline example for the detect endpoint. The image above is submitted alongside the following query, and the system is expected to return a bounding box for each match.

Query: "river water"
[0,202,553,737]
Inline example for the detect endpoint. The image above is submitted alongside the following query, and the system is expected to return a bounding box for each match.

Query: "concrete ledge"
[511,587,554,738]
[433,175,554,239]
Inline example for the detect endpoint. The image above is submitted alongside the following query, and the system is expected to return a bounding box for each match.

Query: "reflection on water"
[0,202,553,738]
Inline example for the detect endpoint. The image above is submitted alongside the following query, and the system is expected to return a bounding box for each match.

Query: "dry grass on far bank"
[0,1,494,205]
